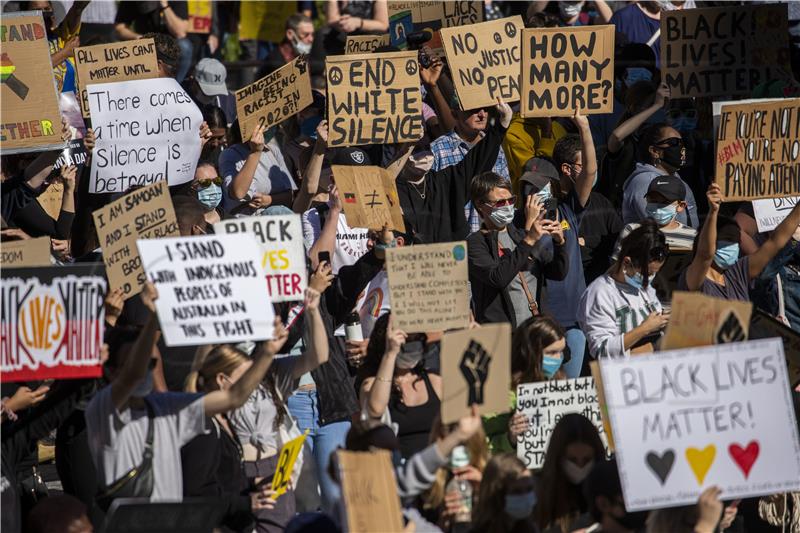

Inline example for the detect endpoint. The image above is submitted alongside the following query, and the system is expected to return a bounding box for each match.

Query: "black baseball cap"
[520,158,558,194]
[645,175,686,203]
[330,147,371,166]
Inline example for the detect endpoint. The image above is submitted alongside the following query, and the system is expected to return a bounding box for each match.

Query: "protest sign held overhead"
[326,51,424,147]
[440,16,523,110]
[516,377,607,469]
[345,34,389,55]
[0,11,64,154]
[521,25,614,117]
[74,39,159,117]
[0,237,51,268]
[601,339,800,511]
[214,214,307,302]
[662,291,752,350]
[93,182,180,300]
[137,233,274,346]
[331,165,405,231]
[752,196,800,232]
[87,78,203,194]
[715,98,800,201]
[236,56,313,140]
[388,1,484,51]
[661,4,791,98]
[386,241,470,333]
[1,264,106,382]
[337,450,404,532]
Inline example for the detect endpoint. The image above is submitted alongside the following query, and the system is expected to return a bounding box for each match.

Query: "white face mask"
[562,459,594,485]
[292,38,312,55]
[404,151,434,179]
[559,1,584,18]
[487,204,515,228]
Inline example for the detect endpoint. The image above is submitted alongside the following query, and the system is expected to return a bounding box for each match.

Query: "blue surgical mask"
[488,205,515,228]
[197,183,222,209]
[714,242,740,269]
[645,202,678,226]
[505,491,537,520]
[535,182,552,204]
[624,270,654,290]
[542,354,562,379]
[624,67,653,88]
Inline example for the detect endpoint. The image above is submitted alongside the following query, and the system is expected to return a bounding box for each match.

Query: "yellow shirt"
[502,114,567,195]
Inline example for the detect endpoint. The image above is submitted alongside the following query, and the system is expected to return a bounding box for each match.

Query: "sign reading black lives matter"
[326,51,424,147]
[137,234,274,346]
[87,78,202,194]
[521,25,614,117]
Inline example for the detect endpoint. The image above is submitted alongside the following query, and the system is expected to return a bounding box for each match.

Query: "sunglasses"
[196,176,223,188]
[483,196,516,208]
[654,137,684,148]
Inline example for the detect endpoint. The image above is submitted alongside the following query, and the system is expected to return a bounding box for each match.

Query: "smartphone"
[318,251,331,266]
[545,198,558,221]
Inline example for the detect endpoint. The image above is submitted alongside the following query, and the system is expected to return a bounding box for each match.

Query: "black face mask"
[616,509,649,530]
[660,144,684,170]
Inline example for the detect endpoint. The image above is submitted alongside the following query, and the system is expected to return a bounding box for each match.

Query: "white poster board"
[752,196,800,232]
[214,214,307,302]
[600,339,800,511]
[516,377,607,469]
[87,78,202,193]
[137,234,274,346]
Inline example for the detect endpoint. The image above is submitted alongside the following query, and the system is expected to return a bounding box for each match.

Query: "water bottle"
[445,445,472,524]
[344,312,363,343]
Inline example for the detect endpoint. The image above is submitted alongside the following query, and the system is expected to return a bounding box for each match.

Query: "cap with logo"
[194,58,228,97]
[330,147,371,167]
[645,174,686,203]
[520,157,559,194]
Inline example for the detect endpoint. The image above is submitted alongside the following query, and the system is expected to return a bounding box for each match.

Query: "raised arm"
[291,288,330,379]
[748,198,800,279]
[684,184,721,291]
[608,83,668,154]
[360,316,406,418]
[308,186,341,271]
[160,1,189,38]
[229,124,266,201]
[293,121,328,213]
[420,52,456,134]
[571,110,597,208]
[593,0,613,24]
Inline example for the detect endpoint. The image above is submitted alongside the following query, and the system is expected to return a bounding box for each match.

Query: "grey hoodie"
[621,163,699,228]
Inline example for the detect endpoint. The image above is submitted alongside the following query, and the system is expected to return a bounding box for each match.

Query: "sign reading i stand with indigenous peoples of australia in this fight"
[715,98,800,201]
[214,214,307,303]
[440,16,523,110]
[600,339,800,511]
[661,4,791,98]
[1,265,107,382]
[1,11,65,154]
[326,51,424,147]
[137,234,275,346]
[520,25,615,117]
[87,78,203,194]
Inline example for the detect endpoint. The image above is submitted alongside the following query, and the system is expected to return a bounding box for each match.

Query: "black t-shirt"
[115,1,188,35]
[579,192,624,284]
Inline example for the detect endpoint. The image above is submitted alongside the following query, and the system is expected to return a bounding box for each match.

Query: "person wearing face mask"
[471,453,538,533]
[537,414,607,533]
[578,221,669,358]
[579,458,649,533]
[622,123,699,228]
[259,14,315,78]
[190,161,223,225]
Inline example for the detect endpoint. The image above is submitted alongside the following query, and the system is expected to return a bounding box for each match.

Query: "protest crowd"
[3,0,800,532]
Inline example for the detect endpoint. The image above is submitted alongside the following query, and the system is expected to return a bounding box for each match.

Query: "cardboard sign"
[440,16,523,110]
[386,241,470,333]
[0,11,64,154]
[272,430,309,497]
[715,99,800,201]
[0,237,51,267]
[213,214,307,302]
[337,449,405,532]
[516,377,607,469]
[600,339,800,511]
[236,56,313,140]
[749,310,800,389]
[187,0,212,34]
[345,34,390,55]
[589,361,615,452]
[520,25,615,117]
[326,51,424,147]
[87,78,203,194]
[388,1,484,51]
[752,196,800,232]
[1,264,106,382]
[440,323,511,424]
[74,39,159,117]
[662,291,752,350]
[37,182,65,221]
[93,182,180,299]
[137,234,274,346]
[331,165,405,232]
[52,139,88,171]
[661,4,791,98]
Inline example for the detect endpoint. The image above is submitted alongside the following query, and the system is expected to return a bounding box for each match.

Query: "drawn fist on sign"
[459,340,491,406]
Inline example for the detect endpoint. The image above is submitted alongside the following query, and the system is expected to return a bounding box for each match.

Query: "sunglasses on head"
[655,137,684,148]
[484,196,516,208]
[196,176,223,188]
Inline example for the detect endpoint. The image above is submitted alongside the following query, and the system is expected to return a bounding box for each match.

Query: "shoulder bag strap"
[142,399,156,452]
[498,238,540,316]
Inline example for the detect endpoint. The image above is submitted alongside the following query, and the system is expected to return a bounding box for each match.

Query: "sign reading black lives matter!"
[521,25,615,117]
[137,234,274,346]
[326,51,424,147]
[87,78,203,194]
[440,16,523,110]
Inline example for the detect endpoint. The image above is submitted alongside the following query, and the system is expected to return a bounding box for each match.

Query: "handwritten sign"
[1,264,106,382]
[345,34,390,55]
[326,51,424,147]
[752,196,800,232]
[0,237,51,267]
[214,214,307,302]
[388,1,484,51]
[749,310,800,389]
[440,16,523,110]
[235,56,313,140]
[187,0,212,34]
[662,291,752,350]
[93,182,180,299]
[516,377,607,469]
[331,165,405,231]
[337,450,404,532]
[600,339,800,511]
[386,241,470,333]
[715,99,800,201]
[272,430,309,497]
[87,78,202,194]
[137,234,274,346]
[1,11,64,154]
[521,25,614,117]
[37,182,64,221]
[74,39,159,117]
[661,4,791,98]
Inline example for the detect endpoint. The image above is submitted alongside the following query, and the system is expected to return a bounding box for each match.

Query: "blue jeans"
[562,326,586,378]
[287,389,350,513]
[176,37,194,82]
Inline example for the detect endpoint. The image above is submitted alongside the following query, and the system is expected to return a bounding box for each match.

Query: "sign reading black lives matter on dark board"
[440,16,523,110]
[326,51,424,147]
[661,4,791,98]
[521,25,614,117]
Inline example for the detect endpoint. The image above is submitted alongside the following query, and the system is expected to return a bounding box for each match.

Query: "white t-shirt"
[219,142,297,215]
[301,208,369,274]
[85,386,207,501]
[358,269,391,338]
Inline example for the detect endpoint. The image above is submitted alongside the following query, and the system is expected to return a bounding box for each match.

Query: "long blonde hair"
[185,344,249,393]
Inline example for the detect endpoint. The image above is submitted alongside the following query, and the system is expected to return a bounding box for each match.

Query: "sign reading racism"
[752,195,800,232]
[331,165,405,231]
[345,34,390,55]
